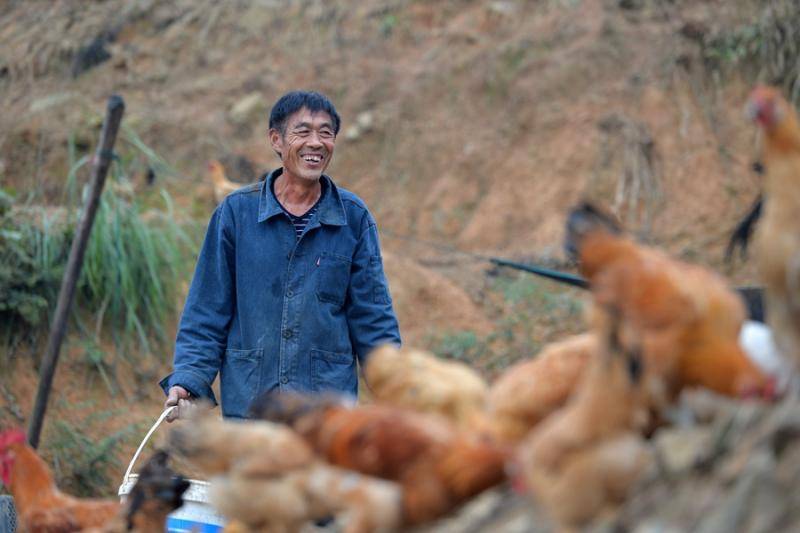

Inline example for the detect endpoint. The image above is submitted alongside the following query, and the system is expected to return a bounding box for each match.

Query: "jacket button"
[280,376,288,384]
[282,329,293,339]
[287,290,293,297]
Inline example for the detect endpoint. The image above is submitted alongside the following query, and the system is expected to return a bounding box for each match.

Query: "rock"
[355,110,374,131]
[343,124,362,141]
[633,521,685,533]
[654,426,713,474]
[29,92,77,113]
[343,111,375,141]
[488,2,518,16]
[229,92,267,124]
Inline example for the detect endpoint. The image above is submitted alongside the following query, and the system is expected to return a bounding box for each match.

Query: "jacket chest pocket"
[315,253,351,307]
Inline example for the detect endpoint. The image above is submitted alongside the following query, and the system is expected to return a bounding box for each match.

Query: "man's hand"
[165,385,193,423]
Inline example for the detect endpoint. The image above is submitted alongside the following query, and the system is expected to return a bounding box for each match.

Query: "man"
[161,90,401,420]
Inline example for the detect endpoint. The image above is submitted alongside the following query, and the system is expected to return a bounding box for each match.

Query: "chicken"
[565,202,775,406]
[0,428,121,532]
[515,310,653,533]
[209,465,400,533]
[365,344,489,431]
[250,392,509,526]
[747,85,800,380]
[85,450,189,533]
[486,333,597,443]
[167,405,401,533]
[208,160,242,204]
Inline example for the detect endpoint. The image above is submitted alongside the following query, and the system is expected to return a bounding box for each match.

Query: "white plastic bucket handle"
[122,406,176,485]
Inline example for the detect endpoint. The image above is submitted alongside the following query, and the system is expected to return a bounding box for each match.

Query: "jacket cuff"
[159,370,218,407]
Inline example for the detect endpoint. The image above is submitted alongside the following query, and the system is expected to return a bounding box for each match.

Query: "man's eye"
[295,129,310,136]
[320,130,334,139]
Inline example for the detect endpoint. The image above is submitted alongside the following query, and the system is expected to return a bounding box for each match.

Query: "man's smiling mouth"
[302,154,323,163]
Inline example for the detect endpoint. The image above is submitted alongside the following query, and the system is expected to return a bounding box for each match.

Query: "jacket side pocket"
[311,348,357,396]
[220,348,263,418]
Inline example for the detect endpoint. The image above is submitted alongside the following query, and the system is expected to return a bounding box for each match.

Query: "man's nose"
[307,131,323,146]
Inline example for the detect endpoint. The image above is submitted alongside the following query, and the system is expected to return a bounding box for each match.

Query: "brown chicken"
[208,160,242,204]
[486,333,597,443]
[565,202,775,407]
[250,392,509,526]
[168,406,401,533]
[0,428,121,532]
[85,450,189,533]
[747,85,800,379]
[515,311,653,533]
[365,344,490,431]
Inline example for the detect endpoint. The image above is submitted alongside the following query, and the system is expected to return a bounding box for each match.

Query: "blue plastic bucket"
[118,407,226,532]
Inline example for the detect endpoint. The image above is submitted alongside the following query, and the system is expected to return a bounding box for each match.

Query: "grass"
[0,191,67,340]
[79,186,190,353]
[0,126,196,365]
[45,405,145,497]
[702,0,800,104]
[484,42,533,101]
[434,330,484,363]
[427,272,585,374]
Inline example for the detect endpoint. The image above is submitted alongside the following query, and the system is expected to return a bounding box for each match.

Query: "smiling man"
[161,91,401,419]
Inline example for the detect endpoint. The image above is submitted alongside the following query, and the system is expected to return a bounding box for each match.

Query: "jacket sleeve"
[346,212,402,366]
[158,200,236,405]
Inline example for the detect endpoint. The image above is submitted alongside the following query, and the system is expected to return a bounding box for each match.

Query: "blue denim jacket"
[159,169,401,418]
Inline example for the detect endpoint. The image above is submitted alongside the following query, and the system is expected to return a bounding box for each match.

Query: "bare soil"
[1,0,792,530]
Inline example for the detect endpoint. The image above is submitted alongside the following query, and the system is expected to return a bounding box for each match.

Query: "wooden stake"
[28,95,125,449]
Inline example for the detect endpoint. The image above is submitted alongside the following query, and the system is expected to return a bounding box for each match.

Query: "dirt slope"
[0,1,791,526]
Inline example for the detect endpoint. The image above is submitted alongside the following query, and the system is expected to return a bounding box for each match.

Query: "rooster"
[486,333,597,443]
[208,160,242,204]
[167,405,402,533]
[365,344,489,431]
[514,310,653,533]
[0,429,121,532]
[565,202,775,408]
[250,392,509,526]
[746,85,800,382]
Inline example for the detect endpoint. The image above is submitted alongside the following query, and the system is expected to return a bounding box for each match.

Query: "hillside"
[1,0,799,530]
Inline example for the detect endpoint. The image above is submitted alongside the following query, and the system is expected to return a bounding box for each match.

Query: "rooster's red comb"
[0,429,26,449]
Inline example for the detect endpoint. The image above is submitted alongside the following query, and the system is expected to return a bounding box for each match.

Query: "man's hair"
[269,90,341,136]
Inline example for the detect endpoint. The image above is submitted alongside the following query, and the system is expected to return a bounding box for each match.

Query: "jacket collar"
[257,168,347,226]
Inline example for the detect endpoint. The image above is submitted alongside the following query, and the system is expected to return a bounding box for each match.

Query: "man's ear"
[268,128,283,159]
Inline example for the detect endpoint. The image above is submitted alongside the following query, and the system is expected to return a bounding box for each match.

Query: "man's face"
[270,107,336,183]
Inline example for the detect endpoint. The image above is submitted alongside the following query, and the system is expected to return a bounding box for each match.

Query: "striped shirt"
[287,203,319,239]
[270,174,324,240]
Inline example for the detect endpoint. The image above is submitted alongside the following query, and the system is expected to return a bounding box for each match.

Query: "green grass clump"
[702,0,800,104]
[79,186,191,352]
[434,330,484,363]
[0,191,68,339]
[425,273,585,374]
[0,128,196,359]
[45,406,144,497]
